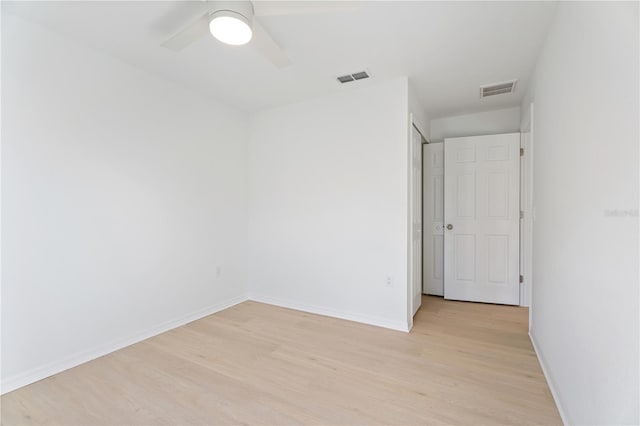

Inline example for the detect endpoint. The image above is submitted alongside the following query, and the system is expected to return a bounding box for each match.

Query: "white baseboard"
[1,294,248,395]
[248,292,410,332]
[2,293,407,394]
[529,331,569,425]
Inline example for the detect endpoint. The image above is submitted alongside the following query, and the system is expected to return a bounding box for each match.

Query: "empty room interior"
[1,1,638,425]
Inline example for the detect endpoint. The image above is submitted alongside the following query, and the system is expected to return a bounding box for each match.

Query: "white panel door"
[409,125,423,316]
[422,143,444,296]
[443,133,520,305]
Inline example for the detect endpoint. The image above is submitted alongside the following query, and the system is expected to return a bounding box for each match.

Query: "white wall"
[409,79,430,139]
[523,2,638,424]
[430,106,521,142]
[1,16,249,392]
[248,78,412,331]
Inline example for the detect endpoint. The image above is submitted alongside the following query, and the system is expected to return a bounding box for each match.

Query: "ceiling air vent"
[337,71,370,84]
[480,79,517,98]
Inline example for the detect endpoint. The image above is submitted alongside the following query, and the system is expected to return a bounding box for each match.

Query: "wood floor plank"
[1,296,561,425]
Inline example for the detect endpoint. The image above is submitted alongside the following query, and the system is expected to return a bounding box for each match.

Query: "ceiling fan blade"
[253,1,359,17]
[251,19,291,69]
[161,13,210,52]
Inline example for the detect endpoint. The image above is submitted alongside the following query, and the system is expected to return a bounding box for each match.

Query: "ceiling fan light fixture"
[209,10,253,45]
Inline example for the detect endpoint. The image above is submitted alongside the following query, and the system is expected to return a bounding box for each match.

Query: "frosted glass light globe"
[209,12,252,46]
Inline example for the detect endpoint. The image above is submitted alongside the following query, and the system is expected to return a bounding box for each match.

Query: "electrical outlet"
[385,275,393,287]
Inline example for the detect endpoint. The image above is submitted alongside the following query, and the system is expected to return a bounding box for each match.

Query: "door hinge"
[520,210,524,219]
[519,275,524,283]
[520,147,524,156]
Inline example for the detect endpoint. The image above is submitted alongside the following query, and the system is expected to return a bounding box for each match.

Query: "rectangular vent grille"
[480,80,517,98]
[337,71,370,84]
[337,75,354,83]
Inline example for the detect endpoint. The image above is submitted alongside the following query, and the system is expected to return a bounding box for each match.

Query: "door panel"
[456,173,476,218]
[487,235,508,283]
[422,143,444,296]
[454,234,475,281]
[444,133,520,305]
[488,172,509,218]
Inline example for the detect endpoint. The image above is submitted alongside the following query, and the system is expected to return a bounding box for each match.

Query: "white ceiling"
[5,1,557,117]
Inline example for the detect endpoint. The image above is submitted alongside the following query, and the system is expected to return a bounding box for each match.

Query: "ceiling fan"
[161,1,358,69]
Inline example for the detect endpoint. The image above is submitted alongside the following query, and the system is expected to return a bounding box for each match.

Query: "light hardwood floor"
[1,296,561,425]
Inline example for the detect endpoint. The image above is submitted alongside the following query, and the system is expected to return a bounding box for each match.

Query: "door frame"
[520,103,535,319]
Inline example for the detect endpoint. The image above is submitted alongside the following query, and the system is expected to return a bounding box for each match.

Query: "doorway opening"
[421,132,526,307]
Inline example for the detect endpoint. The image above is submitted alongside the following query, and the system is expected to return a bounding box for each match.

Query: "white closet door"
[443,133,520,305]
[410,125,423,316]
[422,143,444,296]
